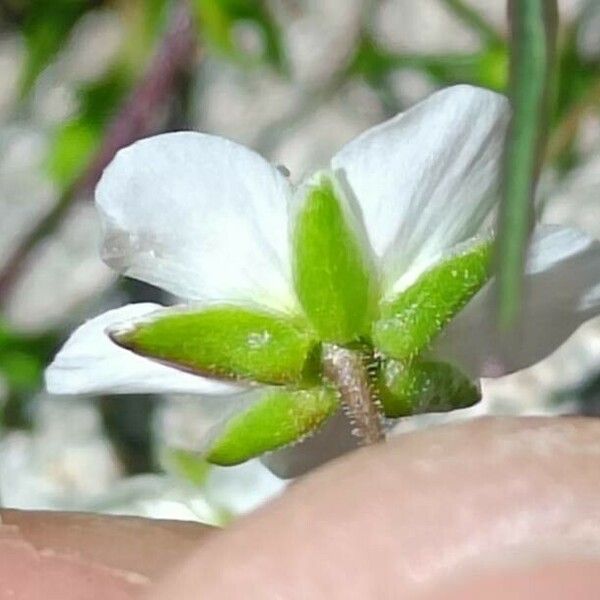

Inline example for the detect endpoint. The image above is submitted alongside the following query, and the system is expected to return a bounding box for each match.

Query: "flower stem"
[322,344,385,446]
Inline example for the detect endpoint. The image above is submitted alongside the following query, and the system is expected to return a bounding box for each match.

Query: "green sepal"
[373,241,492,360]
[378,358,481,418]
[206,386,340,466]
[292,172,379,343]
[111,306,318,385]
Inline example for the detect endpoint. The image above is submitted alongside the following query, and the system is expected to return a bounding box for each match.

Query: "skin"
[1,416,599,599]
[0,511,211,599]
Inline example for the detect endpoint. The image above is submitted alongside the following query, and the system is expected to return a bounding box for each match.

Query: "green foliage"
[292,174,379,344]
[17,0,170,99]
[19,0,93,97]
[0,322,54,393]
[39,0,169,188]
[47,120,97,187]
[550,14,600,170]
[554,14,600,125]
[0,350,41,392]
[207,387,339,465]
[350,36,508,97]
[378,358,480,418]
[373,241,492,360]
[0,321,57,428]
[191,0,286,71]
[496,0,558,327]
[47,68,129,187]
[111,307,318,386]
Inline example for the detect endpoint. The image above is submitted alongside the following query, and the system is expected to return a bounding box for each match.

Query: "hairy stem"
[322,344,385,445]
[0,1,197,304]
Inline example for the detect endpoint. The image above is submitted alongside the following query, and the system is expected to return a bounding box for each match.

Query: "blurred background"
[0,0,598,524]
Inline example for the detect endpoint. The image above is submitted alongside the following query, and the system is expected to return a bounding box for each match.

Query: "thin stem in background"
[441,0,504,46]
[495,0,557,328]
[0,1,198,305]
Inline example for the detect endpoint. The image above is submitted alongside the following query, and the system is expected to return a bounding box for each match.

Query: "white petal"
[433,226,600,378]
[45,304,244,395]
[96,132,298,312]
[331,85,510,297]
[260,410,360,479]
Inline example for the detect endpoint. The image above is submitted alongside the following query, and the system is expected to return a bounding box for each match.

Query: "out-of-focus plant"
[350,0,509,109]
[48,69,130,187]
[17,0,102,97]
[495,0,557,327]
[0,321,55,428]
[191,0,286,72]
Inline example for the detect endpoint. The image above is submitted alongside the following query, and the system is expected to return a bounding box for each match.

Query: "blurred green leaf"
[47,120,98,187]
[496,0,558,327]
[43,0,171,189]
[19,0,95,97]
[47,68,129,187]
[351,37,508,93]
[555,27,598,120]
[0,350,42,392]
[0,320,58,427]
[548,15,600,168]
[0,320,56,373]
[0,334,53,387]
[476,44,509,91]
[191,0,286,71]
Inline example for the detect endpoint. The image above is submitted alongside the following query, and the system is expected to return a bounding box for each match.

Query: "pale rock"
[4,201,115,333]
[273,0,363,84]
[0,395,121,509]
[0,35,24,118]
[374,0,481,54]
[543,147,600,240]
[269,83,383,180]
[155,395,286,517]
[0,126,56,270]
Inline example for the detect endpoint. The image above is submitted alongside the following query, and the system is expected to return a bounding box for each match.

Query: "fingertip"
[0,510,211,599]
[148,417,600,599]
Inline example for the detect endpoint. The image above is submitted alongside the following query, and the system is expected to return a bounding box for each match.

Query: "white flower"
[46,85,600,476]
